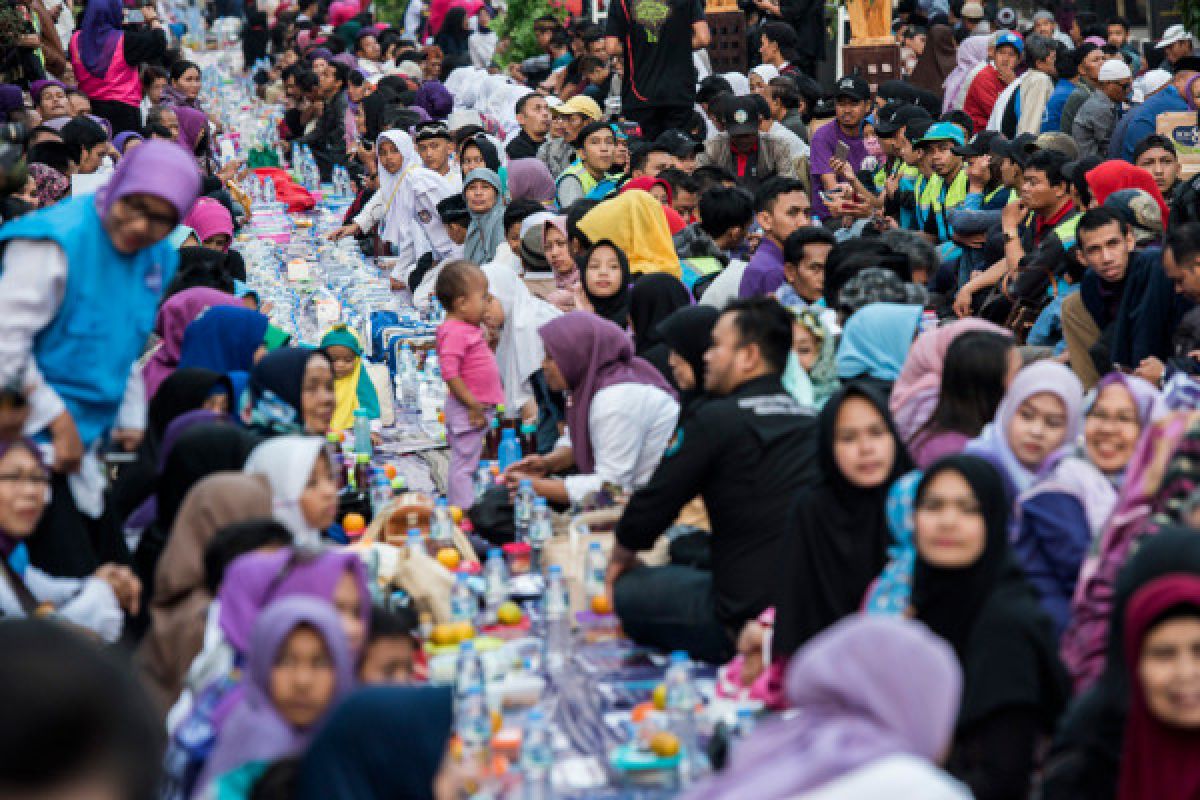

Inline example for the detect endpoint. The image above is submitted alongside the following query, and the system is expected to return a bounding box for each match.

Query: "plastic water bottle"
[369,469,392,517]
[398,343,417,375]
[450,573,474,624]
[401,369,419,413]
[454,639,486,714]
[530,497,553,552]
[544,565,570,671]
[456,685,491,764]
[514,479,535,544]
[665,651,707,784]
[424,352,441,380]
[352,409,372,456]
[406,528,424,556]
[474,460,494,501]
[263,175,276,204]
[735,707,757,740]
[483,547,508,623]
[497,428,522,472]
[430,497,454,548]
[520,708,555,799]
[584,542,606,606]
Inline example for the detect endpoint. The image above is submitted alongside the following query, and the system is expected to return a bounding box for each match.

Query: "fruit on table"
[437,548,461,570]
[491,709,503,735]
[630,702,655,723]
[590,594,612,615]
[431,624,457,646]
[652,683,667,711]
[450,505,464,524]
[452,621,475,642]
[497,601,523,626]
[384,464,398,479]
[649,731,680,758]
[342,513,365,535]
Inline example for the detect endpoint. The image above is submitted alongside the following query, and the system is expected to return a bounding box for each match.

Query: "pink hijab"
[142,288,240,399]
[183,197,234,250]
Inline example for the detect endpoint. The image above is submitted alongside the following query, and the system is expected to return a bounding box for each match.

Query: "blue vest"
[0,196,178,445]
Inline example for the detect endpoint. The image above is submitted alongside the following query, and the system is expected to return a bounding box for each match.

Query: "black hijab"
[244,347,330,437]
[362,86,398,141]
[434,8,470,55]
[1041,528,1200,800]
[911,454,1069,730]
[582,239,632,329]
[773,383,914,659]
[461,134,501,173]
[657,305,719,416]
[629,273,692,355]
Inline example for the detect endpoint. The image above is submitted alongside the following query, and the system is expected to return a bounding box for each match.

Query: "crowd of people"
[7,0,1200,797]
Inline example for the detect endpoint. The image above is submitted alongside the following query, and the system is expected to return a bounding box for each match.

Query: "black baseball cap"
[906,116,934,142]
[874,104,932,137]
[723,96,762,136]
[953,130,1001,157]
[834,74,871,102]
[994,132,1038,166]
[656,128,703,158]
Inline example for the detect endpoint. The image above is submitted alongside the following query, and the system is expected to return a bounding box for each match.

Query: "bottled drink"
[450,573,474,624]
[520,708,555,799]
[530,497,553,553]
[352,408,372,456]
[735,707,756,739]
[519,422,537,457]
[664,651,707,784]
[401,370,419,413]
[406,528,424,556]
[369,469,392,518]
[352,453,371,492]
[584,542,606,606]
[483,547,508,624]
[497,428,522,472]
[544,565,570,672]
[514,479,535,544]
[454,639,485,703]
[430,497,454,549]
[398,343,417,375]
[263,175,275,204]
[483,417,501,460]
[325,432,345,490]
[455,685,490,764]
[474,460,494,502]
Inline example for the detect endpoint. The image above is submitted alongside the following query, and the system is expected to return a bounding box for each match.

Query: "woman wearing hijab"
[296,686,456,800]
[965,360,1084,500]
[576,189,683,279]
[68,0,167,135]
[685,616,969,800]
[506,158,556,207]
[629,273,693,385]
[143,287,240,399]
[137,472,272,713]
[773,385,914,660]
[907,331,1020,468]
[319,327,380,433]
[177,305,270,380]
[658,305,720,418]
[200,596,355,794]
[577,239,632,326]
[243,436,339,549]
[434,7,472,57]
[944,35,992,112]
[1014,373,1163,637]
[463,167,507,265]
[910,455,1070,800]
[459,134,503,175]
[183,197,234,252]
[174,105,212,168]
[0,140,201,579]
[504,312,678,507]
[891,318,1014,444]
[620,177,688,234]
[27,162,69,208]
[909,25,958,97]
[328,130,455,285]
[835,303,923,397]
[542,215,582,312]
[481,261,561,421]
[1040,529,1200,799]
[241,348,337,438]
[1085,161,1171,229]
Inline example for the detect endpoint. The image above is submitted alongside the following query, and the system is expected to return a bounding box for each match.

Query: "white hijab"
[375,129,452,264]
[482,261,560,413]
[244,435,326,549]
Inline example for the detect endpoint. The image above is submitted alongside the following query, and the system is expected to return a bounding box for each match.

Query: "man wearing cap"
[964,31,1022,133]
[810,75,871,220]
[1157,24,1195,70]
[1118,64,1199,161]
[657,129,705,173]
[1032,10,1074,49]
[539,94,602,176]
[1004,33,1057,136]
[913,122,969,262]
[1072,59,1132,160]
[696,96,796,191]
[958,2,990,40]
[875,107,931,230]
[946,133,1017,278]
[1059,44,1107,136]
[414,122,461,191]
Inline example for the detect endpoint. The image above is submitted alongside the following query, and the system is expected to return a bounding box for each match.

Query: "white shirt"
[988,72,1024,132]
[794,754,973,800]
[700,259,748,310]
[0,567,123,642]
[770,121,811,160]
[560,382,679,505]
[353,173,456,277]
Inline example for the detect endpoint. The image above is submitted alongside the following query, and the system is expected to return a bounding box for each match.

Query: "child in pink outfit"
[435,260,505,508]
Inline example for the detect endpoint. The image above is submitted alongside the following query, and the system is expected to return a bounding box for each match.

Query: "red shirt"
[963,65,1009,133]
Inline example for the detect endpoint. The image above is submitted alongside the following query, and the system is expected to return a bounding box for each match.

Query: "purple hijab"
[174,106,209,154]
[217,548,371,655]
[684,615,961,800]
[414,80,453,120]
[507,158,556,205]
[0,83,26,112]
[202,596,355,785]
[538,312,676,474]
[1094,372,1165,430]
[77,0,123,78]
[143,288,239,399]
[95,139,201,220]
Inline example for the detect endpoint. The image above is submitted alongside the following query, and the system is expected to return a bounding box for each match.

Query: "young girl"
[319,326,381,432]
[244,436,340,549]
[577,239,630,327]
[435,260,505,507]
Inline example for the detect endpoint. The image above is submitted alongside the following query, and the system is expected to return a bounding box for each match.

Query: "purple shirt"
[738,236,786,299]
[809,122,868,219]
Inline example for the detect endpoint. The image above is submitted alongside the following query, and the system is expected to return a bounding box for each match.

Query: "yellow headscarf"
[320,326,380,431]
[577,189,682,278]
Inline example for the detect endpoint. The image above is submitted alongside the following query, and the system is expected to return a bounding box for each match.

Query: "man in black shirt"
[605,0,710,141]
[505,92,551,160]
[608,297,819,663]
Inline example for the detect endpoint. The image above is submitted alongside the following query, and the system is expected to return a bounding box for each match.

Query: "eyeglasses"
[116,196,178,237]
[0,471,51,487]
[1087,410,1139,428]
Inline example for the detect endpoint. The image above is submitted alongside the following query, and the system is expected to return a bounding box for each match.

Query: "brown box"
[1157,111,1200,178]
[841,43,901,96]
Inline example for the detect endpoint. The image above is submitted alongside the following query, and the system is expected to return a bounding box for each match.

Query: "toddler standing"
[434,260,505,508]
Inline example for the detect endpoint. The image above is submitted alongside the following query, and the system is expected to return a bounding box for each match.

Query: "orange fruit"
[342,513,366,534]
[452,621,474,642]
[449,735,464,760]
[384,464,398,479]
[491,709,503,734]
[590,594,612,615]
[649,731,680,758]
[497,601,522,626]
[431,624,457,646]
[630,702,654,723]
[437,548,462,570]
[489,754,509,777]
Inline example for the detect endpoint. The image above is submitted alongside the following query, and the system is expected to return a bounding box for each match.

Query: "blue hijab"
[177,306,269,376]
[835,303,922,383]
[78,0,123,78]
[295,686,454,800]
